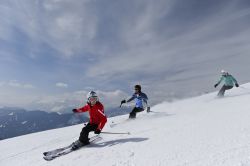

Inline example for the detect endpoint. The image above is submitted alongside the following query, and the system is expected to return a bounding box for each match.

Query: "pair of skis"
[43,135,101,161]
[43,131,130,161]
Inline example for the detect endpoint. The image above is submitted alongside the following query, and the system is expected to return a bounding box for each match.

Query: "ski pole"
[101,131,131,135]
[119,102,124,108]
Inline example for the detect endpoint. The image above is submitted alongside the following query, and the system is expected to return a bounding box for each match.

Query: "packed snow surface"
[1,83,250,166]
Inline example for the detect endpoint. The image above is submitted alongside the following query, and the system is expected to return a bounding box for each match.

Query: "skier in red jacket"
[71,91,107,150]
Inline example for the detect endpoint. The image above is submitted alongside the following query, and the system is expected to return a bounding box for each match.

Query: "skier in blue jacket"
[214,70,239,97]
[121,85,150,119]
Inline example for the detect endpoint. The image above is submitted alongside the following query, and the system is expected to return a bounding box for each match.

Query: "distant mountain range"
[0,106,131,140]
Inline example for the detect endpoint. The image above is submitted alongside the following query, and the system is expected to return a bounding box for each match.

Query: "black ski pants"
[129,107,144,119]
[79,123,98,143]
[218,85,233,97]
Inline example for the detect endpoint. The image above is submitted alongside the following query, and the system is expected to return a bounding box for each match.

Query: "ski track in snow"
[1,83,250,166]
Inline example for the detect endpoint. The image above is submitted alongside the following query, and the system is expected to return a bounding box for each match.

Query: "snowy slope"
[1,84,250,166]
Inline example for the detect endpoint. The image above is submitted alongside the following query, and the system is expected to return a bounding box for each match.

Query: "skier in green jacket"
[214,70,239,97]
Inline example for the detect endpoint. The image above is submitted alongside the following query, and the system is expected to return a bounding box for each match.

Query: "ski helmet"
[221,70,228,76]
[87,91,99,105]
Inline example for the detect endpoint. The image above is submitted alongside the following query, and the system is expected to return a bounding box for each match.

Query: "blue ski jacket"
[126,92,148,109]
[216,74,238,87]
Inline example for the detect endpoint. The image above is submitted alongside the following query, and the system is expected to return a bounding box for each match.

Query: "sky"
[0,0,250,112]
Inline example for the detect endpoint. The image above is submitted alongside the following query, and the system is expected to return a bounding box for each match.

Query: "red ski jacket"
[75,102,107,130]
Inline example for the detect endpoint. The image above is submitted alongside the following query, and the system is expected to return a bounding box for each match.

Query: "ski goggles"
[88,96,98,103]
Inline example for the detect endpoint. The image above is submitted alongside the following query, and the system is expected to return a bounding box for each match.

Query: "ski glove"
[94,129,101,134]
[214,84,218,88]
[146,107,151,113]
[72,109,78,113]
[235,83,239,87]
[121,100,126,105]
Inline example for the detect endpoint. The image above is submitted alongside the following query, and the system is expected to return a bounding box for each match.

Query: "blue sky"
[0,0,250,112]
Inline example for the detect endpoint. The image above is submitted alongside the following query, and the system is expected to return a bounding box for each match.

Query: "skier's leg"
[135,107,144,113]
[72,123,98,150]
[225,85,233,90]
[79,123,98,144]
[129,107,137,119]
[224,85,233,95]
[129,107,144,119]
[218,85,233,97]
[218,85,227,97]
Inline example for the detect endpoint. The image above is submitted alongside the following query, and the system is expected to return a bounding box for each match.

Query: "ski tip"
[43,156,53,161]
[128,132,131,135]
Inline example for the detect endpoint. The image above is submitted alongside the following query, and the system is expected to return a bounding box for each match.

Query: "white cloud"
[28,89,128,112]
[23,84,35,89]
[7,80,35,89]
[0,0,98,59]
[0,90,38,108]
[56,82,68,88]
[8,81,22,88]
[0,82,5,87]
[51,105,65,112]
[0,88,128,112]
[86,8,250,79]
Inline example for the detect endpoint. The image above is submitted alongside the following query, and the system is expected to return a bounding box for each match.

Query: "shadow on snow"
[91,137,149,148]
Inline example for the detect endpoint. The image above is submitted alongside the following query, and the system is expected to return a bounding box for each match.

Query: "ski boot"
[71,140,89,150]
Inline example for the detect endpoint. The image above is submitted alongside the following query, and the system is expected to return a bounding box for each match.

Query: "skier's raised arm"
[72,104,89,113]
[214,76,223,88]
